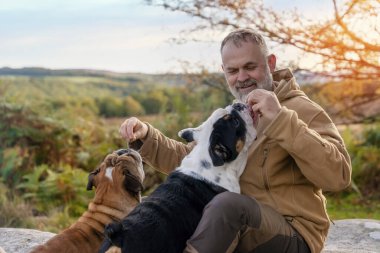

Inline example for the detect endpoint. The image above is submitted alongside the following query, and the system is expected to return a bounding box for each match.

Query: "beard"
[229,64,273,102]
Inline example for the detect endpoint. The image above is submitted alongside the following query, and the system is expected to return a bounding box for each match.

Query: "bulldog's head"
[87,149,145,204]
[179,102,256,167]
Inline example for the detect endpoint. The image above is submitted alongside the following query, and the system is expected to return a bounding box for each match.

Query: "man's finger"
[119,122,128,139]
[126,118,138,140]
[251,103,262,117]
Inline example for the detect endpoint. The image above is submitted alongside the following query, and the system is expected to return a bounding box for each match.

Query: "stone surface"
[0,228,55,253]
[322,219,380,253]
[0,219,380,253]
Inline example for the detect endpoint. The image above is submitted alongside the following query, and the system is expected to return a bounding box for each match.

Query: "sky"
[0,0,333,74]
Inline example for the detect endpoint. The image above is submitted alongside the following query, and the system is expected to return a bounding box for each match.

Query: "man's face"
[221,40,273,102]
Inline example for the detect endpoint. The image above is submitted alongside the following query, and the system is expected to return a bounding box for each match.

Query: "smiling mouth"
[236,80,257,90]
[238,85,255,92]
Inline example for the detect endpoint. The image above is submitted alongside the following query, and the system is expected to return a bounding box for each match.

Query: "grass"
[326,194,380,220]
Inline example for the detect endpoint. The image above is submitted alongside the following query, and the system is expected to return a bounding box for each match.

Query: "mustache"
[236,79,257,88]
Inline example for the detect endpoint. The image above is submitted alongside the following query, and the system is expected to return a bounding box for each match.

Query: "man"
[119,28,352,253]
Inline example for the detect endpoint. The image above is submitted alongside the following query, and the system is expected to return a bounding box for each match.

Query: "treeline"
[95,87,225,117]
[1,76,231,118]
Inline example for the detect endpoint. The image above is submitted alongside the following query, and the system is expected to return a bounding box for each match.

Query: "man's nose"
[237,69,249,82]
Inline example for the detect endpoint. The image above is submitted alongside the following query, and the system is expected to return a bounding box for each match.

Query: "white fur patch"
[177,103,256,193]
[105,167,114,181]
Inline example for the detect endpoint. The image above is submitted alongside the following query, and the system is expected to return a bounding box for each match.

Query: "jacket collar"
[272,68,294,82]
[272,68,305,103]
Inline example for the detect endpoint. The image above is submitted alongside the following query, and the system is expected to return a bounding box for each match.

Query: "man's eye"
[228,69,238,74]
[246,66,257,70]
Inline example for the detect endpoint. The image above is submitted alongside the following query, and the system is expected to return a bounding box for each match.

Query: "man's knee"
[204,192,261,227]
[206,192,241,209]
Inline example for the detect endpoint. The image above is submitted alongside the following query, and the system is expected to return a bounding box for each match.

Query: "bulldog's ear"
[86,174,95,191]
[179,127,203,143]
[86,168,100,191]
[123,171,144,194]
[178,128,195,142]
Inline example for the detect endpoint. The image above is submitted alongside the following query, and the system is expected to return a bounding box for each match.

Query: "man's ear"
[267,54,276,73]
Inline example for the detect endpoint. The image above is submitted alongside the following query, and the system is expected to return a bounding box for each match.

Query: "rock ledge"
[322,219,380,253]
[0,219,379,253]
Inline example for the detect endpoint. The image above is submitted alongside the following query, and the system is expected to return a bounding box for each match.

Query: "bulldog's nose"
[232,103,247,111]
[116,149,130,156]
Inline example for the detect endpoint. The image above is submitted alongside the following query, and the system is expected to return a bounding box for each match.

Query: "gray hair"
[220,28,269,56]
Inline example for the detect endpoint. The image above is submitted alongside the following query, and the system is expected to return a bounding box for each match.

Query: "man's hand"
[119,117,148,143]
[245,89,281,123]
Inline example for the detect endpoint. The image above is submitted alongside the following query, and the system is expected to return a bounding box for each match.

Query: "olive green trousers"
[184,192,311,253]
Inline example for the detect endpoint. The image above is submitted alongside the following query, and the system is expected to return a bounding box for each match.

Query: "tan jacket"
[135,68,352,253]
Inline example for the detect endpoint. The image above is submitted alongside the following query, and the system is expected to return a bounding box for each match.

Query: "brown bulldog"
[30,149,144,253]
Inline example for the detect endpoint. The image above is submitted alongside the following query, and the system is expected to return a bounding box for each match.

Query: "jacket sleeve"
[129,123,193,175]
[263,106,352,192]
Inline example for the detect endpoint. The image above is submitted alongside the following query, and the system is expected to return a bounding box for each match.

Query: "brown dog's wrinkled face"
[87,149,145,204]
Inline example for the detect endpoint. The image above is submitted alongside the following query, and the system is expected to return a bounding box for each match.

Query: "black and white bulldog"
[99,102,256,253]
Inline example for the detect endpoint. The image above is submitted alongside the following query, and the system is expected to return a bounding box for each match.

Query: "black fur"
[99,171,226,253]
[179,130,194,142]
[200,160,211,169]
[209,110,247,166]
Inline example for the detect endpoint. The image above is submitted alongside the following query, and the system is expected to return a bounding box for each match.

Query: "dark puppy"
[100,103,256,253]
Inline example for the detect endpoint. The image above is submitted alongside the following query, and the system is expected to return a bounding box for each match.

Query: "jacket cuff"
[129,122,157,151]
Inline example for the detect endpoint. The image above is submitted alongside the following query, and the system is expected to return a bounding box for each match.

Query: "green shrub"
[342,123,380,200]
[0,103,75,187]
[0,180,34,227]
[351,125,380,199]
[17,164,93,217]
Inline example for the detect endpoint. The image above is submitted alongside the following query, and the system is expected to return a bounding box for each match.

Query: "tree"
[122,96,145,116]
[146,0,380,80]
[140,90,169,114]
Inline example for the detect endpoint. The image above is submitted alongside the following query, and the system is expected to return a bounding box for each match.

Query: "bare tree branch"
[146,0,380,80]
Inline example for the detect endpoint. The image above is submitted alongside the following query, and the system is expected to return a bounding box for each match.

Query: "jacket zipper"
[261,147,279,209]
[261,148,269,191]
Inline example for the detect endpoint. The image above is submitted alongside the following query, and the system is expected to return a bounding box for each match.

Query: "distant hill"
[0,67,334,86]
[0,67,117,77]
[0,67,189,86]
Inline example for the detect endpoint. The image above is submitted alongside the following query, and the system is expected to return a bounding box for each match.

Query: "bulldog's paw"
[105,246,122,253]
[105,222,123,241]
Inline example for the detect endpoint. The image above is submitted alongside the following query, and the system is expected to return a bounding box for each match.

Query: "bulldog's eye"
[232,117,240,127]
